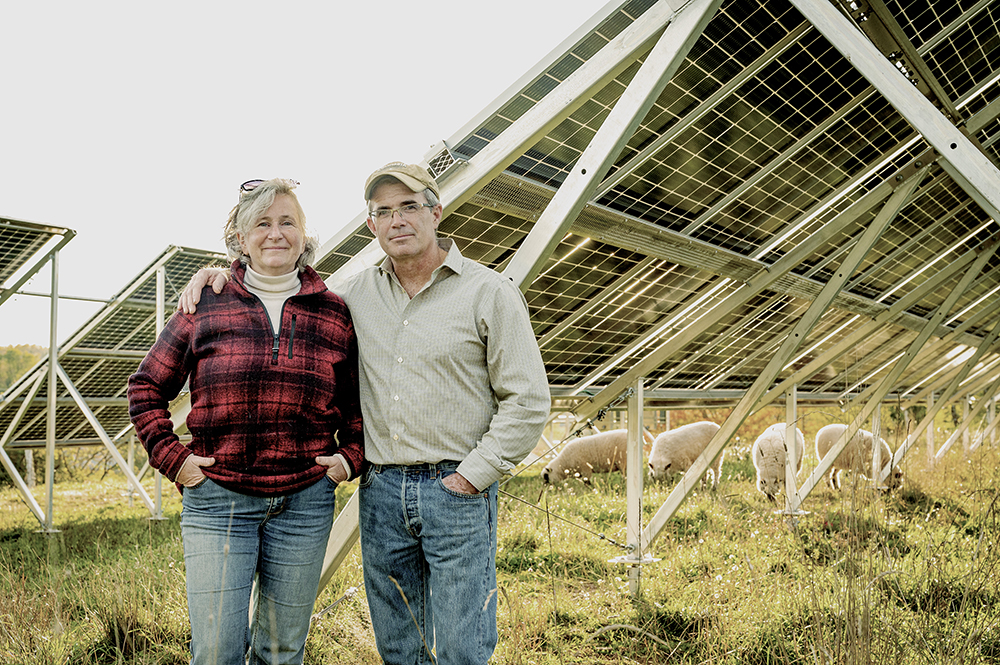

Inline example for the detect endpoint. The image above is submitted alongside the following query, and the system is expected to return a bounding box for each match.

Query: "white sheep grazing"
[751,423,805,502]
[541,429,628,483]
[815,423,904,492]
[647,421,724,489]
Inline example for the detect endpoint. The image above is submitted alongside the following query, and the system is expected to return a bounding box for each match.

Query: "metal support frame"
[312,0,1000,592]
[0,373,47,524]
[643,180,905,548]
[609,378,657,596]
[799,243,995,498]
[901,328,1000,409]
[789,0,1000,221]
[44,252,59,532]
[758,233,983,407]
[571,156,926,422]
[0,223,76,309]
[934,372,1000,463]
[956,360,1000,399]
[0,248,200,527]
[503,0,723,288]
[54,363,155,514]
[780,385,807,516]
[880,290,1000,478]
[316,0,724,593]
[841,239,1000,411]
[970,392,1000,452]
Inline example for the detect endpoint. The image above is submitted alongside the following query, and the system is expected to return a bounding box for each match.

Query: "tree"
[0,344,45,392]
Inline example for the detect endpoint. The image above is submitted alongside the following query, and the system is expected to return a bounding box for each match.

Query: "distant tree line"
[0,344,45,392]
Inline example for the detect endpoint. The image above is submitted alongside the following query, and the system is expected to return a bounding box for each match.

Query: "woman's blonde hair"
[223,178,318,271]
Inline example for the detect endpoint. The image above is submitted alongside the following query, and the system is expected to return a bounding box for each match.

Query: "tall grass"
[1,412,998,663]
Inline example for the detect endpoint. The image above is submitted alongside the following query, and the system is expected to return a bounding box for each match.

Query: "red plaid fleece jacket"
[128,261,364,496]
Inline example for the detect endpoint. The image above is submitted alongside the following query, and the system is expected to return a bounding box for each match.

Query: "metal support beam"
[780,385,807,516]
[900,298,1000,408]
[0,372,47,524]
[317,488,360,591]
[0,227,75,309]
[934,366,1000,462]
[798,243,994,499]
[759,231,984,406]
[571,169,904,423]
[43,252,59,533]
[608,378,652,596]
[503,0,723,288]
[844,239,1000,410]
[882,310,1000,476]
[642,180,903,548]
[54,364,156,514]
[790,0,1000,221]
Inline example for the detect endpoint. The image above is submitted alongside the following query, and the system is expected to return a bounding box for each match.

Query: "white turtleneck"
[243,265,301,333]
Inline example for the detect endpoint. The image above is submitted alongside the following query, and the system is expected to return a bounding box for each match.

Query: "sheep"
[541,429,628,483]
[751,423,805,502]
[647,421,724,489]
[815,423,904,492]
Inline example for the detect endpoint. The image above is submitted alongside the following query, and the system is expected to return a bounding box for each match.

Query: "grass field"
[1,411,999,664]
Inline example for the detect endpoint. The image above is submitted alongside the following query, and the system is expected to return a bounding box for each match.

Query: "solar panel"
[0,216,75,308]
[315,0,1000,420]
[0,246,228,448]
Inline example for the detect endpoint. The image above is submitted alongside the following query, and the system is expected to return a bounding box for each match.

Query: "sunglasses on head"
[239,179,300,195]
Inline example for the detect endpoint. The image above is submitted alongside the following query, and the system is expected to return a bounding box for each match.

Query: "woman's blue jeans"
[358,462,499,665]
[180,476,337,665]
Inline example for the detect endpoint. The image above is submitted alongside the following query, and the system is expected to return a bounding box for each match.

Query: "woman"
[128,178,363,665]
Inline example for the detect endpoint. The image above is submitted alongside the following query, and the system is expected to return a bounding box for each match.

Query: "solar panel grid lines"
[0,246,227,449]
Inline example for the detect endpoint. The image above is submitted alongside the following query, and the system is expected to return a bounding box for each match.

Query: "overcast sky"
[0,0,612,347]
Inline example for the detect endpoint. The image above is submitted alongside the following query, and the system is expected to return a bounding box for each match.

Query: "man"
[180,163,550,664]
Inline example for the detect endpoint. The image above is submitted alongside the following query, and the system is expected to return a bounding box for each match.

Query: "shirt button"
[403,320,409,326]
[397,357,403,363]
[393,395,400,401]
[392,434,399,441]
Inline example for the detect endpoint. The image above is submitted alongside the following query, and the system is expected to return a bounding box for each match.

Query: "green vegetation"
[1,406,998,663]
[0,344,45,392]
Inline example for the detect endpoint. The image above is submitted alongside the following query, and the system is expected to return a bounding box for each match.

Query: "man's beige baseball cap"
[364,162,441,201]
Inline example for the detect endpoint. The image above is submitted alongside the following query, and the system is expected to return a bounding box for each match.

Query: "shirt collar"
[378,237,464,277]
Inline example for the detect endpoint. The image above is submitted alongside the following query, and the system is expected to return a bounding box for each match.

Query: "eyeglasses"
[239,179,300,195]
[369,203,434,222]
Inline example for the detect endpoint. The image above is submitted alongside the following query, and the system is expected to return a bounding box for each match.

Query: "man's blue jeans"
[180,476,337,665]
[358,462,499,665]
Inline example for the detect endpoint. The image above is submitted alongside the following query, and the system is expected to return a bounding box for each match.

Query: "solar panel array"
[2,0,999,471]
[318,0,1000,423]
[0,246,229,448]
